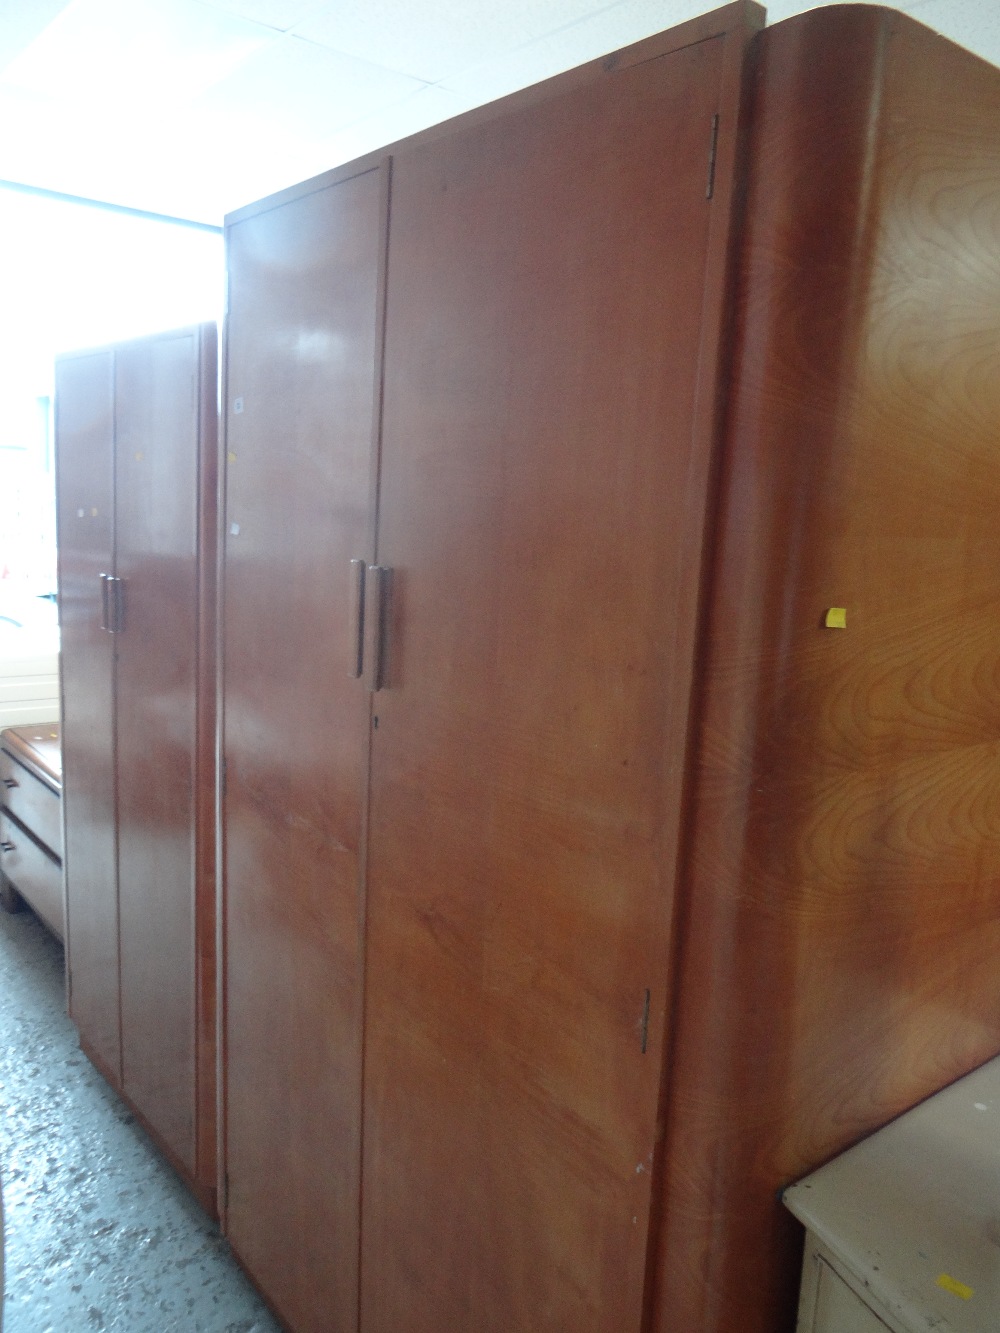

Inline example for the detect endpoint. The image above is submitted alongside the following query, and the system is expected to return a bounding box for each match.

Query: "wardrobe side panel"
[361,37,727,1333]
[114,329,203,1182]
[222,167,383,1333]
[655,11,1000,1333]
[55,349,121,1083]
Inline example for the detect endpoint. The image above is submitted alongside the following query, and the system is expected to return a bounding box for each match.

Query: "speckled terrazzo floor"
[0,904,281,1332]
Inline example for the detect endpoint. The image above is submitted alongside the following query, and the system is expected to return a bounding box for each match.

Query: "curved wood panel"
[653,10,1000,1331]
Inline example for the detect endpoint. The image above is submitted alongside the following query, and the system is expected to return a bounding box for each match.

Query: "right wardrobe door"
[360,34,730,1333]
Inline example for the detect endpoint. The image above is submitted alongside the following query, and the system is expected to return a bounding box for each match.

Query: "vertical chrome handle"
[364,565,391,693]
[99,572,111,631]
[348,558,366,679]
[108,576,125,634]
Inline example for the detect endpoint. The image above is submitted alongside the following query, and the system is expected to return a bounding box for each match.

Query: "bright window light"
[0,186,223,595]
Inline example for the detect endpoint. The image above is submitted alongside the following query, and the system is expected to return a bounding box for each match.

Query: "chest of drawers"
[0,724,63,940]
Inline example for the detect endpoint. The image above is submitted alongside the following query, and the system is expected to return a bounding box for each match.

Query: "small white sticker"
[233,397,244,414]
[230,522,240,536]
[77,508,85,518]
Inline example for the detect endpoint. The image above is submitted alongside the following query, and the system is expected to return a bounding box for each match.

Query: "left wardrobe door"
[56,349,120,1079]
[221,162,385,1332]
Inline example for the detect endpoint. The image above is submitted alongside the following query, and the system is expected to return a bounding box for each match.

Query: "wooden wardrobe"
[219,5,1000,1331]
[55,324,218,1213]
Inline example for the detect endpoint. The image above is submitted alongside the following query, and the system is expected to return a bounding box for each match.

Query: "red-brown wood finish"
[221,165,384,1332]
[56,350,121,1080]
[56,326,218,1212]
[359,25,750,1332]
[115,328,212,1183]
[653,10,1000,1332]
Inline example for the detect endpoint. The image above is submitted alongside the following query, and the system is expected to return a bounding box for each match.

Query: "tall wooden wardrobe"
[219,5,1000,1332]
[55,324,218,1213]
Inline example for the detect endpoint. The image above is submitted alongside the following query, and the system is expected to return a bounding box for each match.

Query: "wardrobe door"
[114,329,207,1179]
[361,35,730,1333]
[222,164,384,1332]
[56,350,120,1083]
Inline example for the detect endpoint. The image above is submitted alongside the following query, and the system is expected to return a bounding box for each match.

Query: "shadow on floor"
[0,905,279,1332]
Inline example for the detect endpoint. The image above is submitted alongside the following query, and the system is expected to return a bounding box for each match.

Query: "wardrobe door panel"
[55,350,120,1082]
[362,38,725,1332]
[114,330,202,1176]
[223,165,383,1332]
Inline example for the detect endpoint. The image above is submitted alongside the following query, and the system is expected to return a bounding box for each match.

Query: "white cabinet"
[785,1057,1000,1333]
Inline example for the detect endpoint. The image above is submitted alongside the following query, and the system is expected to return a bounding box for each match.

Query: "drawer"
[0,811,64,940]
[0,749,62,859]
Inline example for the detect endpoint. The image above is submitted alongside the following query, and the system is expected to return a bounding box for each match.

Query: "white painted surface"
[785,1057,1000,1333]
[813,1258,892,1333]
[0,610,60,729]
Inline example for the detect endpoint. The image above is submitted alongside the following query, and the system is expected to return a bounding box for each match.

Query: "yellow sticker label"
[937,1273,974,1301]
[135,451,144,461]
[824,607,847,629]
[228,451,237,463]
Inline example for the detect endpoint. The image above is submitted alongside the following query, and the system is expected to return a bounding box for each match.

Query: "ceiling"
[1,0,998,225]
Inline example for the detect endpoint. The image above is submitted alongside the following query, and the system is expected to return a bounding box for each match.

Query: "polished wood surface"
[653,10,1000,1332]
[115,329,204,1180]
[56,326,218,1211]
[222,165,383,1332]
[359,33,738,1332]
[56,349,120,1081]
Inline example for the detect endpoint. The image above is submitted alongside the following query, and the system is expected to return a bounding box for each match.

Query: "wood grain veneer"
[56,325,218,1214]
[359,22,752,1333]
[652,9,1000,1331]
[221,164,384,1333]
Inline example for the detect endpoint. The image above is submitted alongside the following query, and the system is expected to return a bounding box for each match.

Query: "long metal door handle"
[348,558,366,679]
[364,565,392,693]
[108,576,125,634]
[99,572,111,631]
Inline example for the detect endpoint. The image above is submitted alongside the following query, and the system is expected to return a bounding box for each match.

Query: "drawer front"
[0,811,64,940]
[0,750,62,858]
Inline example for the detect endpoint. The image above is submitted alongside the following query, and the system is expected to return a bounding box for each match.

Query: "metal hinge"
[706,113,720,200]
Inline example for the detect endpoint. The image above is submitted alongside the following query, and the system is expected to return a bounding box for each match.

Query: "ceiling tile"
[434,0,711,106]
[0,0,73,71]
[194,32,426,143]
[0,0,996,226]
[1,0,273,108]
[900,0,1000,66]
[193,0,326,32]
[292,0,616,84]
[313,82,481,165]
